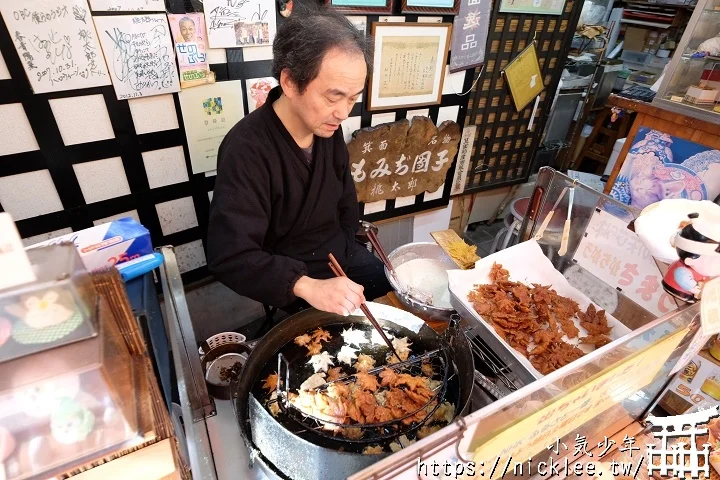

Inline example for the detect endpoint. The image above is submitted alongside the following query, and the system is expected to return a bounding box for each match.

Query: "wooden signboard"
[347,117,461,203]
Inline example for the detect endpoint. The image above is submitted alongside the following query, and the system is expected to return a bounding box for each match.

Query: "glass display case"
[653,0,720,123]
[0,246,148,479]
[0,244,98,362]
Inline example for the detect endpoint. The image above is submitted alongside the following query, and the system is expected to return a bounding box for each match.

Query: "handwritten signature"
[208,2,249,30]
[30,30,72,65]
[105,24,175,93]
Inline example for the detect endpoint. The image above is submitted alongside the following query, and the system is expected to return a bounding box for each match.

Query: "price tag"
[670,95,685,103]
[0,213,36,291]
[701,276,720,336]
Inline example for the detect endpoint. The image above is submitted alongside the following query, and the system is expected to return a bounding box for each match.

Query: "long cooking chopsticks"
[328,253,401,360]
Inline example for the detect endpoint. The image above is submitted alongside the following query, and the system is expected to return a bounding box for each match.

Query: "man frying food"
[207,5,391,318]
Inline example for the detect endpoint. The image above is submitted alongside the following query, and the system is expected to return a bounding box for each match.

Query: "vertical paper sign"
[0,0,110,94]
[449,0,490,73]
[574,209,678,317]
[93,14,180,100]
[451,125,475,195]
[178,80,245,174]
[168,13,215,89]
[203,0,278,48]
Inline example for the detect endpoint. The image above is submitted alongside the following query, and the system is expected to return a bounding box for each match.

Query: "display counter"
[159,169,701,480]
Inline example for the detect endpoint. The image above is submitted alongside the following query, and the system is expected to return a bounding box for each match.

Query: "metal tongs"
[328,253,401,361]
[363,226,434,305]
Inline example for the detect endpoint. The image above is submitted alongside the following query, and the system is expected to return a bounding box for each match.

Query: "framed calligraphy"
[502,41,544,111]
[368,22,451,111]
[449,0,490,73]
[325,0,394,14]
[401,0,460,15]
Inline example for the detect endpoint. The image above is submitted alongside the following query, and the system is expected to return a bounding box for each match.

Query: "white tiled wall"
[0,104,39,156]
[156,197,198,235]
[0,170,64,220]
[142,146,189,188]
[73,157,131,204]
[93,210,141,226]
[49,95,115,146]
[129,95,180,134]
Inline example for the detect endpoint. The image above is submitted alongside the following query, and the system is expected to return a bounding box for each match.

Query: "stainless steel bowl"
[384,242,456,322]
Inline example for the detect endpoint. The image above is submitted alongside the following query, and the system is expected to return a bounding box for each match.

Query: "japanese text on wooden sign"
[347,117,461,203]
[574,209,677,317]
[449,0,490,72]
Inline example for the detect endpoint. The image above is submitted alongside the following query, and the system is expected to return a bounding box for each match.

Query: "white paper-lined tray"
[448,240,631,378]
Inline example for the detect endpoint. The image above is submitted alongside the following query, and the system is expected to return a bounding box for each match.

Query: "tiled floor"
[464,220,509,257]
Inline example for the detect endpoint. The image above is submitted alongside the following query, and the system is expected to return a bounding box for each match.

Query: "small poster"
[502,42,544,111]
[246,77,278,113]
[609,127,720,211]
[88,0,165,11]
[449,0,490,73]
[178,80,245,174]
[168,13,215,89]
[0,0,110,94]
[203,0,277,48]
[574,209,678,317]
[93,14,180,100]
[499,0,566,15]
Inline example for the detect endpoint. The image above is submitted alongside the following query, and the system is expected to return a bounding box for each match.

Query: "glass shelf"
[653,0,720,122]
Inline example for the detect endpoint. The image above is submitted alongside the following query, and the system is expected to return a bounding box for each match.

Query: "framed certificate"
[367,23,452,111]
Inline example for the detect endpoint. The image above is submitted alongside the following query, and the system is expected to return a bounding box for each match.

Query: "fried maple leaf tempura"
[468,262,612,375]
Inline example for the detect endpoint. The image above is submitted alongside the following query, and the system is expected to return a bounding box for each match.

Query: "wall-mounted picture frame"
[368,22,452,111]
[401,0,459,15]
[499,0,566,15]
[325,0,394,14]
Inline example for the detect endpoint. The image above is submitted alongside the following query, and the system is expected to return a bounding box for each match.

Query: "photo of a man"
[177,16,197,43]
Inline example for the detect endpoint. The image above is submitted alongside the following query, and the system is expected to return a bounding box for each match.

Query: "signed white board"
[203,0,277,49]
[88,0,166,11]
[0,0,110,94]
[93,14,180,100]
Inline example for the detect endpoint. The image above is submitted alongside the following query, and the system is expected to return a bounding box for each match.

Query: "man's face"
[285,48,366,138]
[180,20,195,42]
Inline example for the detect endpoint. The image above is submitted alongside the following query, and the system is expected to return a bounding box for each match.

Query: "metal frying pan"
[232,306,474,480]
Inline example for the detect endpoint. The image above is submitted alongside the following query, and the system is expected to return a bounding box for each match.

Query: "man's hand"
[293,276,365,316]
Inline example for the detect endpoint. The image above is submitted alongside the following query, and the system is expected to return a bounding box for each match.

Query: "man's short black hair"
[272,3,373,93]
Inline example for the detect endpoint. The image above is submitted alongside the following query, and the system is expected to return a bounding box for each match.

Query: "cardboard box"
[27,217,153,271]
[659,350,720,415]
[643,31,660,54]
[624,26,649,52]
